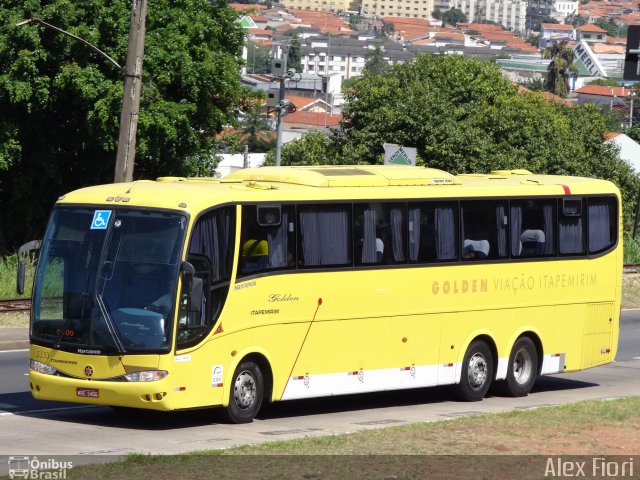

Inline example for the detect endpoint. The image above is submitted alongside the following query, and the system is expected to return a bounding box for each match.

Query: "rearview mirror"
[16,240,41,295]
[181,261,202,316]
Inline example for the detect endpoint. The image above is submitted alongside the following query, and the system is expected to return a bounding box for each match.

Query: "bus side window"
[354,203,406,265]
[407,202,458,262]
[461,200,508,260]
[511,199,556,257]
[238,205,296,277]
[298,204,351,267]
[588,196,617,254]
[559,198,585,255]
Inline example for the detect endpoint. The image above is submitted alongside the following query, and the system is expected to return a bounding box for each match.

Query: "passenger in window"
[242,238,269,272]
[463,239,490,259]
[520,229,545,256]
[376,237,384,263]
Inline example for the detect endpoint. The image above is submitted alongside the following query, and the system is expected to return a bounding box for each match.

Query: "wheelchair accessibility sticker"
[90,210,112,230]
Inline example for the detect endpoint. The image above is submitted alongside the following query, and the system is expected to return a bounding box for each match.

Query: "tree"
[566,12,588,27]
[382,21,395,37]
[348,14,362,30]
[283,30,302,74]
[595,18,627,38]
[0,0,248,251]
[626,125,640,144]
[542,40,577,98]
[441,8,468,27]
[241,100,275,153]
[264,130,340,166]
[363,45,387,75]
[277,54,640,233]
[588,78,620,87]
[526,34,540,48]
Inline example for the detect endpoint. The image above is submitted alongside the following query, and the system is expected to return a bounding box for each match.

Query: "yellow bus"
[21,166,622,423]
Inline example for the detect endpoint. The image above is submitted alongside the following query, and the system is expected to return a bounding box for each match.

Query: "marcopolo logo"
[8,456,73,479]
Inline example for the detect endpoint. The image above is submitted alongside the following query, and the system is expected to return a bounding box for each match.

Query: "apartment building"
[447,0,527,34]
[361,0,436,19]
[485,0,527,34]
[278,0,359,13]
[300,36,407,79]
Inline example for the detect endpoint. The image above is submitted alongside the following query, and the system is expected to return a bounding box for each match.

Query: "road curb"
[0,328,28,352]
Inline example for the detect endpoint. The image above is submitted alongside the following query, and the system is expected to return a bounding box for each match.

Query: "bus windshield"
[31,207,187,354]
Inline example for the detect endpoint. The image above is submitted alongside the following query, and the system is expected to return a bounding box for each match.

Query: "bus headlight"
[30,360,57,376]
[123,370,168,382]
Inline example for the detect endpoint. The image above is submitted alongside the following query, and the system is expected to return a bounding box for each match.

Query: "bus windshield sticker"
[90,210,112,230]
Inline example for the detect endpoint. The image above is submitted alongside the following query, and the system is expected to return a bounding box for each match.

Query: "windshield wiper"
[96,294,126,354]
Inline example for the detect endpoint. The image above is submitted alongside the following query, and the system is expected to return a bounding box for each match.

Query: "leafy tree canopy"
[363,45,387,75]
[588,78,620,87]
[0,0,248,250]
[276,54,640,233]
[441,8,467,27]
[594,18,627,38]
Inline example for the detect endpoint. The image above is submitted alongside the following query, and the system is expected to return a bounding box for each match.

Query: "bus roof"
[225,165,457,187]
[56,166,619,215]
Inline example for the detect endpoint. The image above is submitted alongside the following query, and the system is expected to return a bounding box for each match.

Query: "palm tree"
[542,40,576,97]
[241,102,275,153]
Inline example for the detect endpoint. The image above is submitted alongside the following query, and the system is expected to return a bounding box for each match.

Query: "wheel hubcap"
[234,371,256,409]
[513,348,533,385]
[468,353,488,388]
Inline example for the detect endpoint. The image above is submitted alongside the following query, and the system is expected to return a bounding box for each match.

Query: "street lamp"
[273,68,300,167]
[16,0,147,184]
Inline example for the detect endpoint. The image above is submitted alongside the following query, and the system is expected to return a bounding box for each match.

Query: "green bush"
[0,254,34,299]
[624,235,640,264]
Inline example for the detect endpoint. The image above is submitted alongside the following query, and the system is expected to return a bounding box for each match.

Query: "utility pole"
[114,0,148,183]
[274,75,287,167]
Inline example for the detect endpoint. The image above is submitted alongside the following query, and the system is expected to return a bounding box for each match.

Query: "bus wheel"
[498,337,538,397]
[223,361,264,424]
[456,340,494,401]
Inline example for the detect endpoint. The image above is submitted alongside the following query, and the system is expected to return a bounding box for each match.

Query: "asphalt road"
[0,311,639,473]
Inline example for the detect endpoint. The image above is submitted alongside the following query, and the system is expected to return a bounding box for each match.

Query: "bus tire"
[223,361,264,424]
[456,340,494,401]
[497,337,538,397]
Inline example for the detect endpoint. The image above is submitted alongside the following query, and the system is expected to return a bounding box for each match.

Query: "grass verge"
[31,397,640,480]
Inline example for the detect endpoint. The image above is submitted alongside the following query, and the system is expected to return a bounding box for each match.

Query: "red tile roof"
[541,23,574,30]
[288,10,354,36]
[283,111,343,127]
[605,132,621,141]
[229,3,269,13]
[517,85,573,107]
[577,24,607,33]
[575,85,633,96]
[247,28,273,37]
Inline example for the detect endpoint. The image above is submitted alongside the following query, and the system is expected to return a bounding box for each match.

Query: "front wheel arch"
[220,353,273,424]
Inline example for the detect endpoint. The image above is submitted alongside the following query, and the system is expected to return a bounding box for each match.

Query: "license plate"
[76,387,99,398]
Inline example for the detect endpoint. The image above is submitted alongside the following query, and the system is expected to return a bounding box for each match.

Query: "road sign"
[383,143,416,166]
